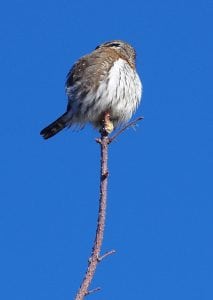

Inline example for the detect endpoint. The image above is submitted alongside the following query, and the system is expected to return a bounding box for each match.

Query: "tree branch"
[75,113,112,300]
[75,114,143,299]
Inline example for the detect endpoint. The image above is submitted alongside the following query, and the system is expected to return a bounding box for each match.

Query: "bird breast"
[66,58,142,127]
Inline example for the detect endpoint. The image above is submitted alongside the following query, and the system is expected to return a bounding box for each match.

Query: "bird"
[40,40,142,139]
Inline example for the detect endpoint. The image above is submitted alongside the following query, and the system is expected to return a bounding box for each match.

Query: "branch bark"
[75,115,143,299]
[75,113,113,299]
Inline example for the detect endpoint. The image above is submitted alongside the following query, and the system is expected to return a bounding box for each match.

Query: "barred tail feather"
[40,113,69,139]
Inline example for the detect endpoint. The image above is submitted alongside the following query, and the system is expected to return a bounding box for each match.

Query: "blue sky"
[1,0,213,299]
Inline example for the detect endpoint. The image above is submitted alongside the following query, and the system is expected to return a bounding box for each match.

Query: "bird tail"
[40,113,69,139]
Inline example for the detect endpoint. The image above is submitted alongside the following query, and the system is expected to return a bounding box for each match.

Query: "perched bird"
[40,40,142,139]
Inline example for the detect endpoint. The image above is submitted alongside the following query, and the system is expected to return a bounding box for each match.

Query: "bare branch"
[75,113,143,299]
[85,287,101,296]
[109,116,143,143]
[98,250,116,262]
[75,113,111,300]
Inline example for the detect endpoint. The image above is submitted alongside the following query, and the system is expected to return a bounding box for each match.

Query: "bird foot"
[105,120,114,134]
[100,112,114,134]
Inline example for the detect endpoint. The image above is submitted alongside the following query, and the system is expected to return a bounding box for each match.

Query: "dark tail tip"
[40,113,68,139]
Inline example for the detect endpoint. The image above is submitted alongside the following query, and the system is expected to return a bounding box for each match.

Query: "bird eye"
[95,42,121,50]
[108,43,120,48]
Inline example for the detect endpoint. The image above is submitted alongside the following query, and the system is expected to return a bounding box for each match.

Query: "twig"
[75,114,143,299]
[98,250,116,262]
[85,287,101,296]
[109,116,143,143]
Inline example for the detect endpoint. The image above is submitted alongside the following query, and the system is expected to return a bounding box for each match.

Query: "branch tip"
[98,250,116,262]
[109,116,144,143]
[95,138,101,144]
[85,287,101,296]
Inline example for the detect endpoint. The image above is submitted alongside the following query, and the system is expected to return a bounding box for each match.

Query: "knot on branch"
[101,171,109,180]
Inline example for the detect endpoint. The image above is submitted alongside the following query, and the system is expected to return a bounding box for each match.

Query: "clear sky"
[1,0,212,299]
